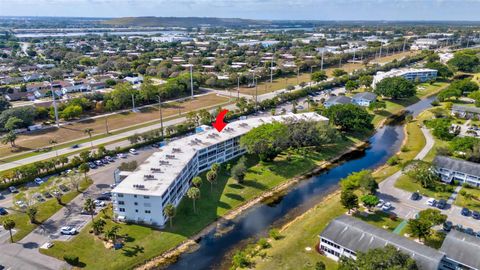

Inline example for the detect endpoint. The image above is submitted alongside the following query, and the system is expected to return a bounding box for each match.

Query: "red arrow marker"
[212,109,229,132]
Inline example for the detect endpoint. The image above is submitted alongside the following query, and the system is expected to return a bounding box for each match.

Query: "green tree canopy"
[424,61,453,78]
[374,77,416,100]
[447,50,480,72]
[325,104,374,132]
[339,245,418,270]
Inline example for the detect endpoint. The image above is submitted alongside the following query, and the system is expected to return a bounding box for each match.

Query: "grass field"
[0,178,92,242]
[455,186,480,212]
[41,137,360,270]
[394,174,452,200]
[353,210,403,232]
[0,94,230,161]
[237,51,419,96]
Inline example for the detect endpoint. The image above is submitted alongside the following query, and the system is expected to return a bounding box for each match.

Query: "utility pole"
[270,54,274,83]
[50,79,59,127]
[254,75,258,112]
[296,66,299,84]
[131,94,135,111]
[402,39,406,53]
[237,74,240,100]
[189,65,194,99]
[104,115,109,134]
[158,95,164,138]
[320,50,324,70]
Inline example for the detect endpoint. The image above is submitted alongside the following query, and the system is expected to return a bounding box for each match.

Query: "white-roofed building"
[112,112,328,226]
[372,68,438,88]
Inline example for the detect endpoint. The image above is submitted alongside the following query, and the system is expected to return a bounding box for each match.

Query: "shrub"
[387,156,400,166]
[269,228,283,240]
[63,254,79,266]
[258,238,271,249]
[401,146,409,152]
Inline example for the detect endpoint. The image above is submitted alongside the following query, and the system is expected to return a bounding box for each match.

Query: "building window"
[133,195,137,198]
[144,196,150,199]
[145,210,151,214]
[119,208,125,212]
[135,209,138,213]
[134,202,138,206]
[118,194,124,198]
[118,201,125,205]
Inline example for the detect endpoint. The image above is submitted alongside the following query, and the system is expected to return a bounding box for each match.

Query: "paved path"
[378,127,480,231]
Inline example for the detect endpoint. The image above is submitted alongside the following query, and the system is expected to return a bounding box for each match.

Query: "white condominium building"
[372,68,438,88]
[111,112,329,226]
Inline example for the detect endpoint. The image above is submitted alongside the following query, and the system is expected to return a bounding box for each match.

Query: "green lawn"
[41,137,360,270]
[455,186,480,212]
[354,210,403,232]
[394,174,452,200]
[0,178,92,242]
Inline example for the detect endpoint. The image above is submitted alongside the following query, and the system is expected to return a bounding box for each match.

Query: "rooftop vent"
[239,123,249,127]
[172,148,182,153]
[133,184,145,189]
[166,154,176,159]
[143,174,156,180]
[150,168,162,173]
[159,160,170,165]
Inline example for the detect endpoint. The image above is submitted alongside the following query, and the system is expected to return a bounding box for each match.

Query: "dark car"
[71,144,79,149]
[42,191,52,198]
[410,192,420,201]
[437,199,447,209]
[58,184,69,193]
[473,211,480,220]
[0,207,8,215]
[89,162,97,169]
[465,228,475,236]
[443,221,453,232]
[96,195,111,201]
[101,158,109,165]
[462,207,471,216]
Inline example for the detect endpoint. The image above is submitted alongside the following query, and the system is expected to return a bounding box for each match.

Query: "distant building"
[412,38,439,50]
[352,92,377,107]
[451,105,480,120]
[124,76,143,85]
[324,96,352,108]
[433,155,480,187]
[372,68,438,88]
[320,215,480,270]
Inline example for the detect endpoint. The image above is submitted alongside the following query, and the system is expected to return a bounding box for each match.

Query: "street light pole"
[190,65,194,99]
[158,95,164,138]
[50,79,59,127]
[320,50,324,71]
[237,75,240,100]
[131,94,135,111]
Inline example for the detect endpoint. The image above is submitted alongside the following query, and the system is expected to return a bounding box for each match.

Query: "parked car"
[94,160,103,166]
[110,183,116,189]
[410,192,420,201]
[33,194,44,202]
[129,148,138,155]
[443,221,453,232]
[101,191,111,197]
[382,202,392,211]
[34,177,44,185]
[8,186,18,193]
[476,231,480,238]
[101,158,109,165]
[94,200,106,207]
[117,153,127,159]
[465,228,475,236]
[60,226,77,235]
[42,191,52,198]
[96,195,110,201]
[461,207,471,216]
[426,198,436,206]
[88,162,97,169]
[58,184,69,193]
[15,200,26,208]
[105,156,114,162]
[376,199,384,208]
[71,144,79,149]
[472,211,480,220]
[0,207,8,215]
[437,199,447,209]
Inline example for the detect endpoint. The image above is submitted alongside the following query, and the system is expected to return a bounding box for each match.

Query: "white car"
[60,226,77,235]
[129,148,138,155]
[376,199,384,208]
[15,200,27,208]
[94,200,106,207]
[8,186,18,193]
[117,153,127,159]
[382,202,392,211]
[34,177,44,185]
[426,198,436,206]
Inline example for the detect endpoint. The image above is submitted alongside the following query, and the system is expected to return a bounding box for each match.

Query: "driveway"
[378,127,480,231]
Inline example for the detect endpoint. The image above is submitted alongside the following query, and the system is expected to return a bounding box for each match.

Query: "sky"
[0,0,479,21]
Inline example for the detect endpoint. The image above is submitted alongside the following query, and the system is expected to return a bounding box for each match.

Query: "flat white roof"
[112,112,328,197]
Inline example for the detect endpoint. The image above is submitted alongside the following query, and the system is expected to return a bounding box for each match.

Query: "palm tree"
[92,218,106,235]
[79,163,90,180]
[192,176,202,188]
[206,170,217,192]
[187,187,200,213]
[49,139,58,157]
[3,219,15,243]
[84,128,94,149]
[163,203,176,228]
[104,225,121,243]
[26,206,38,224]
[210,163,220,174]
[83,198,96,222]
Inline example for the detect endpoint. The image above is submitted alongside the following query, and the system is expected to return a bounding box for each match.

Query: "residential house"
[433,155,480,187]
[352,92,377,107]
[320,215,480,270]
[124,76,143,85]
[324,96,352,108]
[451,105,480,120]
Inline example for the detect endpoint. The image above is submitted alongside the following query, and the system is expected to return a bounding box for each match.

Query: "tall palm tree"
[163,203,176,228]
[84,128,94,149]
[187,187,200,214]
[3,219,15,243]
[105,225,121,244]
[83,198,96,222]
[206,170,217,192]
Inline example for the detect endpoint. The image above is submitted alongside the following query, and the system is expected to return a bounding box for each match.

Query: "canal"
[165,98,434,270]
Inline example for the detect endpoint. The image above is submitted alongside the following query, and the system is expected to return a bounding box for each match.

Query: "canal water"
[165,98,434,270]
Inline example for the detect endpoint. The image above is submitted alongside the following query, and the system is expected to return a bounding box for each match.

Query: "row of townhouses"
[320,215,480,270]
[324,92,378,108]
[111,112,329,226]
[434,156,480,187]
